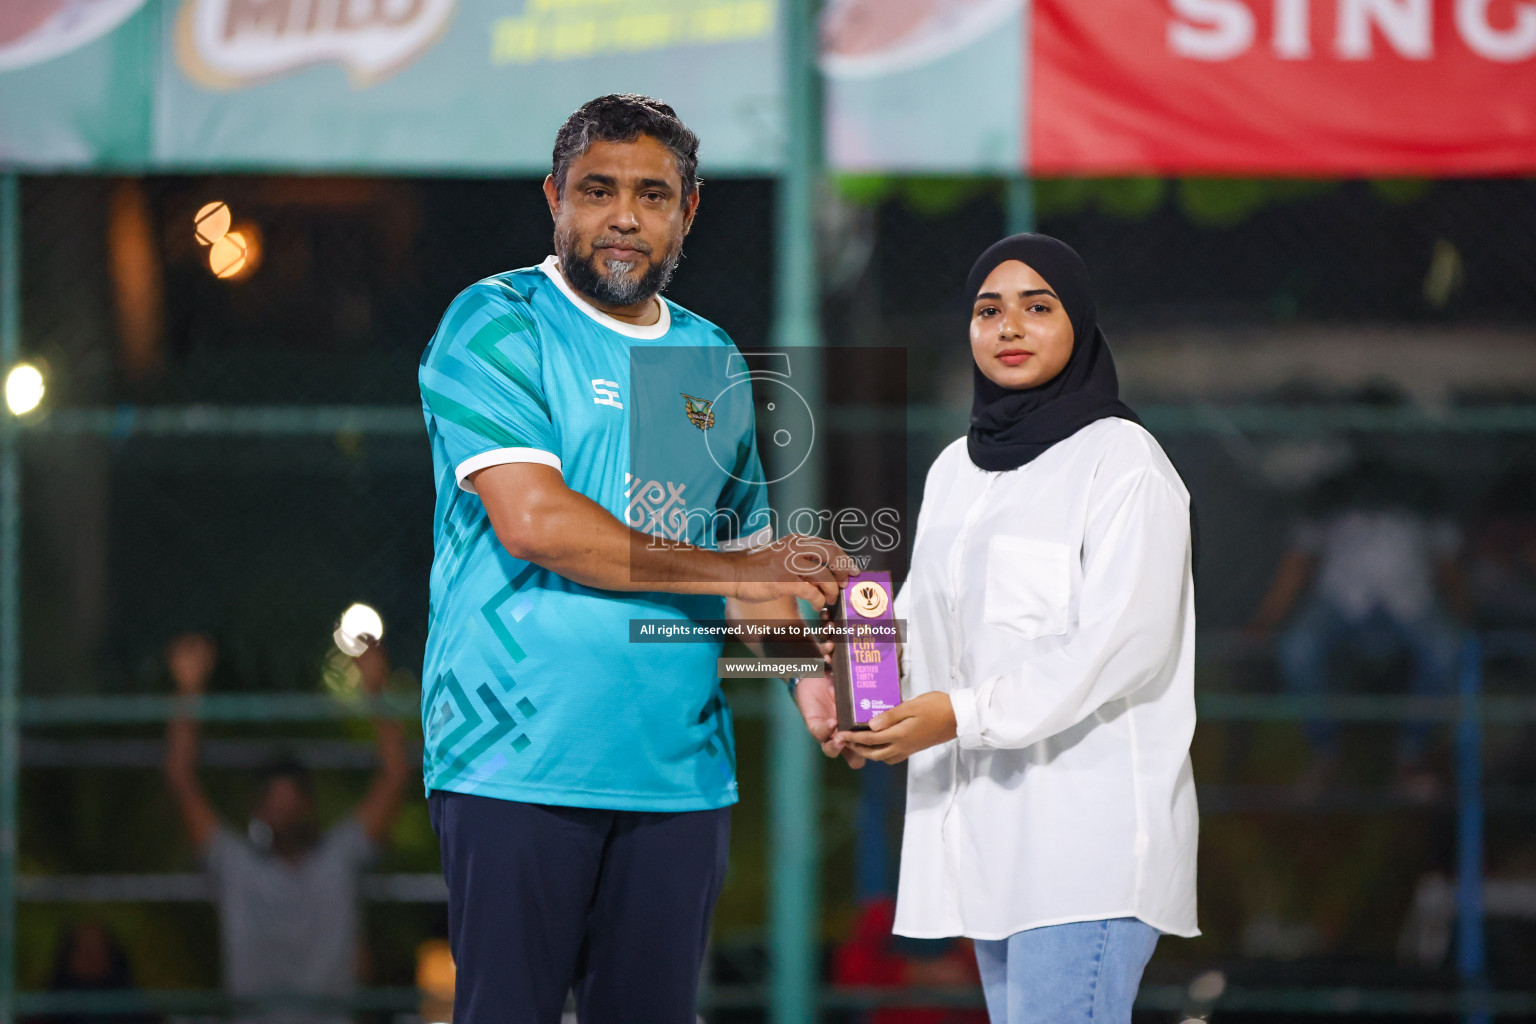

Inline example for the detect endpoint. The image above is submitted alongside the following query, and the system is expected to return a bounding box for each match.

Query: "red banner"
[1031,0,1536,174]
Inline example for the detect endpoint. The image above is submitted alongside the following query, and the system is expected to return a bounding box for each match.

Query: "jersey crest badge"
[682,393,715,430]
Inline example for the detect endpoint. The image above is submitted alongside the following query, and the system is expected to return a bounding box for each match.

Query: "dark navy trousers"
[428,790,730,1024]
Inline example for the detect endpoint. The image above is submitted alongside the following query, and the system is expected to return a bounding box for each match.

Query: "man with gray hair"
[418,94,854,1023]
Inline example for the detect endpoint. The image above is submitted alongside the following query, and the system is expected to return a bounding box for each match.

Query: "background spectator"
[36,920,157,1024]
[162,632,410,1024]
[1466,465,1536,630]
[1247,458,1466,798]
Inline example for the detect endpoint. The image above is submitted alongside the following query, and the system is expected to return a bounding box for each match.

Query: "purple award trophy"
[832,570,903,731]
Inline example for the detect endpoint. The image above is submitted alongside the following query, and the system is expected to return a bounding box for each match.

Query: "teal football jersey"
[418,257,772,811]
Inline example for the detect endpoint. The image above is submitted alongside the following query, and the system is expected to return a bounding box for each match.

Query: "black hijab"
[965,233,1141,472]
[964,232,1200,573]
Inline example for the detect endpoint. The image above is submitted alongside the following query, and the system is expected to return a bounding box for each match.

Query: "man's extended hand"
[839,691,956,766]
[794,672,866,769]
[732,535,859,611]
[792,609,866,767]
[723,595,864,766]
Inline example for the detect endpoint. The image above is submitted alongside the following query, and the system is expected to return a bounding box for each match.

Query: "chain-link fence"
[10,173,1536,1020]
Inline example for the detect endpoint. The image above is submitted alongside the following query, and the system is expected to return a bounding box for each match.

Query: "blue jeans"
[973,917,1159,1024]
[1277,598,1462,762]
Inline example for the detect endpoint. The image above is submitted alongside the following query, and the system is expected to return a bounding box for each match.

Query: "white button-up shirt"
[891,418,1199,940]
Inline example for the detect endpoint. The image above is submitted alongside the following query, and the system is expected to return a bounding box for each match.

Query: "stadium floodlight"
[5,363,44,417]
[334,602,385,656]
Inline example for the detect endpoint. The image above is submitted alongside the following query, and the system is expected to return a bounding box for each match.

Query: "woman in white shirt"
[834,233,1199,1024]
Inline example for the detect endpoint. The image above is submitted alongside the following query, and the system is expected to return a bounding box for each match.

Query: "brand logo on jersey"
[681,393,715,431]
[624,474,688,541]
[591,378,623,409]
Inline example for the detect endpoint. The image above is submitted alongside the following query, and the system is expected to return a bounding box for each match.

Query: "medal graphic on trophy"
[848,578,890,618]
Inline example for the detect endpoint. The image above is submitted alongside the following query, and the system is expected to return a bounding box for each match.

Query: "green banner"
[1,0,783,171]
[821,0,1022,172]
[0,0,157,167]
[0,0,1022,173]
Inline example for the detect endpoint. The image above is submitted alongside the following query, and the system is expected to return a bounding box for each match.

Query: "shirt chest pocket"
[983,535,1072,639]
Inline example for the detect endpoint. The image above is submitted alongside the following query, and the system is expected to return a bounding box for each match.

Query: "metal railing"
[10,399,1536,1020]
[7,173,1536,1021]
[7,651,1536,1019]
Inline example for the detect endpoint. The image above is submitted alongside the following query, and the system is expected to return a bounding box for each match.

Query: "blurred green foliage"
[833,174,1443,229]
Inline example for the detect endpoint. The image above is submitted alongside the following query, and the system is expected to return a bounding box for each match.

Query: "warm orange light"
[194,201,231,246]
[209,231,247,278]
[417,938,455,1023]
[416,938,456,998]
[208,222,261,281]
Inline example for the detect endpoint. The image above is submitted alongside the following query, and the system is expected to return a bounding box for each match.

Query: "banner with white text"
[1031,0,1536,174]
[2,0,1534,174]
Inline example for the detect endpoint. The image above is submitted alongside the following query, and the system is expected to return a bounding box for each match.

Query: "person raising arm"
[351,642,411,845]
[164,631,219,853]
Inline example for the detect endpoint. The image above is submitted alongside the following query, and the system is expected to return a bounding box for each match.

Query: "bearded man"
[417,94,854,1023]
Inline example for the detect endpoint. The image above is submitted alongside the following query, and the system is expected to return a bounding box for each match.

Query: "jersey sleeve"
[420,283,561,495]
[714,422,773,551]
